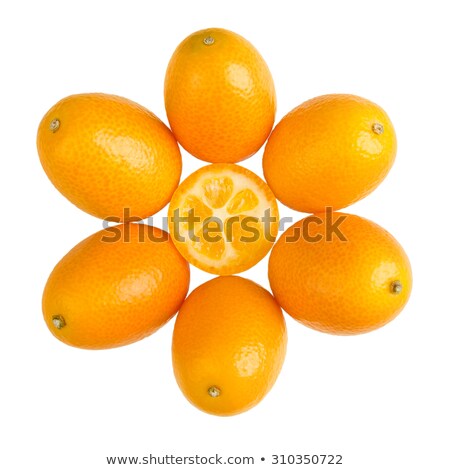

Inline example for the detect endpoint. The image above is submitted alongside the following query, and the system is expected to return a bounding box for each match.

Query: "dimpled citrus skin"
[172,276,287,416]
[42,224,190,349]
[268,213,412,335]
[37,93,182,221]
[164,28,276,163]
[263,94,397,213]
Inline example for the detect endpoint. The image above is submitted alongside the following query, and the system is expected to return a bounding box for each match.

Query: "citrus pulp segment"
[168,164,279,275]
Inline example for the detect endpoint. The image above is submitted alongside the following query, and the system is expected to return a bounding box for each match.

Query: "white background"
[1,1,449,469]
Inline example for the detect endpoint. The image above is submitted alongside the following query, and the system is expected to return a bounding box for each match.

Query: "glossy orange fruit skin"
[164,28,276,163]
[172,276,287,416]
[43,224,190,349]
[37,93,182,221]
[263,94,397,213]
[268,213,412,335]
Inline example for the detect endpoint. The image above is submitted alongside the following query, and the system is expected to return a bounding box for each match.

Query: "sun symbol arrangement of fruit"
[37,27,412,417]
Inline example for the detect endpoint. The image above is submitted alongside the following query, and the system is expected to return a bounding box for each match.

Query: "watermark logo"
[100,207,348,243]
[285,209,347,243]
